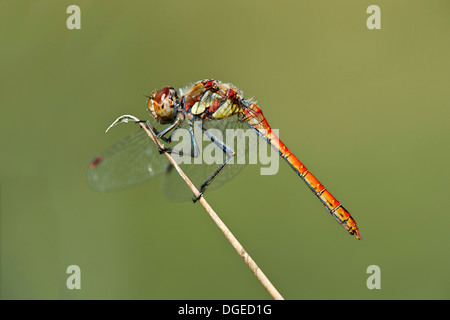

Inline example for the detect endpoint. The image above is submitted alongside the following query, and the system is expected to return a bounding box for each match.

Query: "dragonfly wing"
[87,129,169,192]
[162,115,255,201]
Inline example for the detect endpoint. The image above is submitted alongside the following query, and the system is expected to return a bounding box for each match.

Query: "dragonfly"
[87,79,361,240]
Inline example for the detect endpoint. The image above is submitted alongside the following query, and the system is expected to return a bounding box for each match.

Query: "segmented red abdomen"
[241,103,361,239]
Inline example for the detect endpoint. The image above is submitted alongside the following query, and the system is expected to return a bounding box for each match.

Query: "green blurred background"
[1,0,449,299]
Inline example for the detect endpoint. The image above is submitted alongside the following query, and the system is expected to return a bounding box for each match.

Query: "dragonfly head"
[147,87,179,124]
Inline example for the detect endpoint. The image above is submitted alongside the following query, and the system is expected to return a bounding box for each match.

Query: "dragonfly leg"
[187,120,200,158]
[142,119,182,143]
[136,119,194,156]
[158,120,200,158]
[192,125,235,203]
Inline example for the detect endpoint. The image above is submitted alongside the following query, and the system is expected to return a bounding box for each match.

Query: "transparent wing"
[87,129,170,192]
[162,115,256,201]
[87,111,262,200]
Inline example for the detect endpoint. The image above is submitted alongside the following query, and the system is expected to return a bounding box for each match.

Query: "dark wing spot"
[89,155,103,170]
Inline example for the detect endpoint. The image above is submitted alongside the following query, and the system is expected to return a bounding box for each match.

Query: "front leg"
[135,117,183,143]
[150,119,201,160]
[146,120,179,143]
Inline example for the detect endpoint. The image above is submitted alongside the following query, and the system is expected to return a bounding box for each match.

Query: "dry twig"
[107,114,284,300]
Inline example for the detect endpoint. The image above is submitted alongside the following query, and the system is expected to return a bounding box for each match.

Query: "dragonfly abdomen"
[241,102,361,240]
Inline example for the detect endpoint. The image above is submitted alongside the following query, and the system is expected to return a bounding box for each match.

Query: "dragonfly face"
[146,86,179,124]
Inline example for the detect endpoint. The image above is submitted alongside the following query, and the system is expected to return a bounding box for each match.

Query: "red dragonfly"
[88,79,361,239]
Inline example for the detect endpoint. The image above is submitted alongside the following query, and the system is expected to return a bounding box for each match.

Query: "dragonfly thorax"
[147,86,180,124]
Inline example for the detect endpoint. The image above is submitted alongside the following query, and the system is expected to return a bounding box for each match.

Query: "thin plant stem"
[107,114,284,300]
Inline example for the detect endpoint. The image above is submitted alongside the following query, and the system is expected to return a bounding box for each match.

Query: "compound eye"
[147,86,177,124]
[154,87,172,105]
